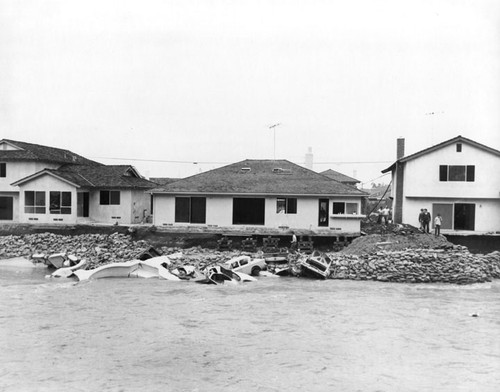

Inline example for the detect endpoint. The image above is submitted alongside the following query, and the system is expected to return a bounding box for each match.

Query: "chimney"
[397,138,405,160]
[305,147,313,170]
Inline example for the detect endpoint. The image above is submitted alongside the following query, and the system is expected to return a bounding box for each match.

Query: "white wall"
[89,189,133,224]
[18,175,77,224]
[0,161,60,193]
[404,143,500,198]
[402,198,500,232]
[153,194,363,233]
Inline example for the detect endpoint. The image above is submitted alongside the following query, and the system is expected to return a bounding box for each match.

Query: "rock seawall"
[1,232,499,284]
[327,248,500,284]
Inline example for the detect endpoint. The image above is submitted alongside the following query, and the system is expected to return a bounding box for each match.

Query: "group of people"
[376,206,392,225]
[419,208,443,236]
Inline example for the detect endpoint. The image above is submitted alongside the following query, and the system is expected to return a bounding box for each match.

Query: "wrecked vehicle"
[196,265,257,285]
[223,255,266,276]
[73,256,180,282]
[299,251,332,279]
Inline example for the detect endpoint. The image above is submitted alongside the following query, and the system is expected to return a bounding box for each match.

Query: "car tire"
[251,266,261,276]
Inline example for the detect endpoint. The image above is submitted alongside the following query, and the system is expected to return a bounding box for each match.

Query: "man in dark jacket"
[422,209,431,233]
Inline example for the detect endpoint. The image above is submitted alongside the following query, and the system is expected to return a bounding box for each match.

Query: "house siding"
[397,140,500,232]
[153,194,364,234]
[17,175,78,224]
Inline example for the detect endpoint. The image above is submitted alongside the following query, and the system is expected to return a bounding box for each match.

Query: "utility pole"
[268,123,281,160]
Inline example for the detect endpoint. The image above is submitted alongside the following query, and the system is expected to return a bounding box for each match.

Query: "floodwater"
[1,258,500,392]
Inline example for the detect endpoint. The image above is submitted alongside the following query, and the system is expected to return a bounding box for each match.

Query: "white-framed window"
[50,191,72,214]
[276,198,297,214]
[25,191,46,214]
[100,190,121,205]
[332,202,358,214]
[439,165,475,182]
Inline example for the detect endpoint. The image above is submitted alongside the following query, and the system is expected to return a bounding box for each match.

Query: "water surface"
[1,258,499,392]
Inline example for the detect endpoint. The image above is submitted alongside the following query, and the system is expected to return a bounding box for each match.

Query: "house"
[382,136,500,232]
[0,139,156,225]
[320,169,360,187]
[150,159,367,235]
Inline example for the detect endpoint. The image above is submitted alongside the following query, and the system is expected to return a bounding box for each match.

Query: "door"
[454,203,475,231]
[432,203,453,230]
[318,199,329,227]
[77,192,89,218]
[0,196,13,220]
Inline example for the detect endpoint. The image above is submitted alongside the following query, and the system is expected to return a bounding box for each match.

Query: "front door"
[0,196,13,220]
[77,192,90,218]
[454,203,475,231]
[318,199,329,227]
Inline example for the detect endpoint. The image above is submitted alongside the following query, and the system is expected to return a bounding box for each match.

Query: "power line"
[91,156,393,165]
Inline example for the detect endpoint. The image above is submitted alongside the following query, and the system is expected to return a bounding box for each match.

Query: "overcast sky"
[1,0,499,186]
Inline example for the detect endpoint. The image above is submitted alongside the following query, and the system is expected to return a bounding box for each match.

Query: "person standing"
[290,231,298,252]
[418,209,424,231]
[422,209,431,233]
[434,214,443,237]
[381,206,390,225]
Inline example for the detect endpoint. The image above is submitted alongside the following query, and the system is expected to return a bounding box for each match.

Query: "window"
[100,190,121,205]
[439,165,475,182]
[456,143,462,152]
[50,191,72,214]
[175,197,206,223]
[0,163,5,177]
[233,198,265,225]
[276,198,297,214]
[25,191,46,214]
[332,202,358,214]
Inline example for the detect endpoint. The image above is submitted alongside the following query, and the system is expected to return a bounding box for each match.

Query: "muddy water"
[1,258,500,392]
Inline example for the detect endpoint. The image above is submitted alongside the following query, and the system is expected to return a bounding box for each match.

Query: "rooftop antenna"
[268,123,281,160]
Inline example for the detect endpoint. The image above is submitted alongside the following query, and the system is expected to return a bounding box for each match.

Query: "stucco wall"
[17,175,78,224]
[130,190,151,224]
[153,194,363,233]
[89,189,133,224]
[0,161,60,193]
[402,198,500,232]
[403,143,500,198]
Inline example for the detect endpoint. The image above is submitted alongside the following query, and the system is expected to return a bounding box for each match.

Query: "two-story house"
[150,159,367,235]
[382,136,500,232]
[0,139,156,225]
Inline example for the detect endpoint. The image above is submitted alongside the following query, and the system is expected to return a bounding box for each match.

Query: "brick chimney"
[397,138,405,159]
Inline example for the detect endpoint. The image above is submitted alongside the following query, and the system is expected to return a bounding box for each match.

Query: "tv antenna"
[269,123,281,160]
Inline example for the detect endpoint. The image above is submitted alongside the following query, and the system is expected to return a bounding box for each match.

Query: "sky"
[1,0,499,187]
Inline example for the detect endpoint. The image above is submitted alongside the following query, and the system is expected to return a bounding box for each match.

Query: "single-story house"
[150,159,367,235]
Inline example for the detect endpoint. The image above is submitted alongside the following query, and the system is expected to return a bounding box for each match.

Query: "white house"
[150,159,367,235]
[382,136,500,233]
[0,139,155,225]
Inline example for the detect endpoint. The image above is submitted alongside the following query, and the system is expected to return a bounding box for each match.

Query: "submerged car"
[196,265,257,285]
[223,255,266,276]
[299,251,332,279]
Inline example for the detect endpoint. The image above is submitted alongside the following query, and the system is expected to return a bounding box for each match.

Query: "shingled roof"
[382,135,500,173]
[12,165,156,189]
[0,139,101,166]
[151,159,367,196]
[320,169,360,184]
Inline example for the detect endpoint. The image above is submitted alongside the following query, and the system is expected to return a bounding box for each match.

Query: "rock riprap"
[327,248,500,284]
[1,232,499,284]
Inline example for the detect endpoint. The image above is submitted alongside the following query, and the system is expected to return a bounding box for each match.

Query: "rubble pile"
[1,232,499,284]
[328,247,500,284]
[343,233,452,255]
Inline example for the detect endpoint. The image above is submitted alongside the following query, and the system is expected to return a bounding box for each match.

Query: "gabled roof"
[382,135,500,173]
[320,169,360,184]
[0,139,101,166]
[12,165,156,189]
[150,159,367,196]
